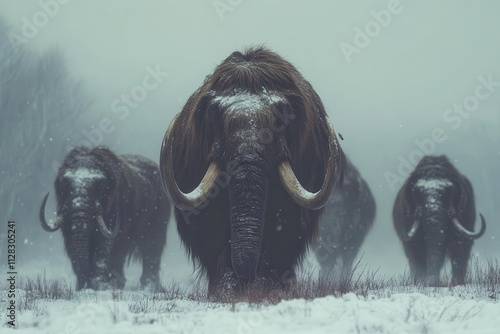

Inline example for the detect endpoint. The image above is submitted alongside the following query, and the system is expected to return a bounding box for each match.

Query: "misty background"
[0,0,498,287]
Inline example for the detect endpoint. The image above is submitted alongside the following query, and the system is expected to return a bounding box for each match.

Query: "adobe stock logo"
[7,0,72,53]
[339,0,407,64]
[384,74,499,191]
[51,64,169,174]
[213,0,243,21]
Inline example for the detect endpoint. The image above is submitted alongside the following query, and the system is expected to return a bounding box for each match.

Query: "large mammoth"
[40,146,170,290]
[313,158,375,281]
[160,47,345,295]
[393,155,486,285]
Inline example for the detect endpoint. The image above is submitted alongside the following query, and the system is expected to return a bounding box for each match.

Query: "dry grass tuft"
[13,258,499,313]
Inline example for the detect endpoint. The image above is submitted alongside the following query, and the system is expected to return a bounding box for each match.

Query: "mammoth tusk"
[96,215,120,239]
[452,214,486,240]
[160,114,221,209]
[403,219,420,241]
[39,192,63,232]
[278,117,342,210]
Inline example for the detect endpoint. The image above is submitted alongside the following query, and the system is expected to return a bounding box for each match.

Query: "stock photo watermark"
[51,64,169,173]
[339,0,409,64]
[7,0,72,53]
[384,74,499,191]
[213,0,243,21]
[5,220,17,328]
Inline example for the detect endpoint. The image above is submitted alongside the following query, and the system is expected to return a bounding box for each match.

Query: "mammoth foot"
[208,267,240,301]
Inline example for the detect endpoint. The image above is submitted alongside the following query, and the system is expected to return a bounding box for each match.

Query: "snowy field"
[1,2,499,333]
[2,286,499,334]
[2,261,498,334]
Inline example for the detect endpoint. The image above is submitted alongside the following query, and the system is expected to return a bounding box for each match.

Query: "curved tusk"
[402,219,420,241]
[96,215,120,239]
[39,192,63,232]
[278,117,342,210]
[160,114,221,209]
[452,214,486,240]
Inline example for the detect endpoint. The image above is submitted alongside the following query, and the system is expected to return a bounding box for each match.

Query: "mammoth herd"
[39,47,487,295]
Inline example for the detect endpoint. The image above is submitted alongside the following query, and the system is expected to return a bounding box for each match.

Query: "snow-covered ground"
[2,284,498,334]
[2,254,499,333]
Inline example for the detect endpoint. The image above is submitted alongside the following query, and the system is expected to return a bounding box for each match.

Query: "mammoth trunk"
[229,162,268,284]
[66,217,91,290]
[423,211,446,285]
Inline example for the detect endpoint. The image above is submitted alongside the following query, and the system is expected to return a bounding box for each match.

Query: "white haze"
[0,0,499,286]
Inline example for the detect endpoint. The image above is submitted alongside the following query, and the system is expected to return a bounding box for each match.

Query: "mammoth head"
[39,147,121,239]
[398,155,486,241]
[159,48,344,212]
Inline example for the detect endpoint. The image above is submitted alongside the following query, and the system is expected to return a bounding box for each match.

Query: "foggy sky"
[1,0,499,284]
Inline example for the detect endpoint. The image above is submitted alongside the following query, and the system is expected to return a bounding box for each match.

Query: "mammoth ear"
[283,93,343,195]
[166,93,217,193]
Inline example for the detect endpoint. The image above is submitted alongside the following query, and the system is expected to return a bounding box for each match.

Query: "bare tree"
[0,18,92,252]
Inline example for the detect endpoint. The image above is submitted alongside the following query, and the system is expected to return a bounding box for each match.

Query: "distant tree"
[0,18,92,252]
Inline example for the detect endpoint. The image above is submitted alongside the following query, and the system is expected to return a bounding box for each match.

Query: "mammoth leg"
[314,233,342,282]
[109,251,127,289]
[175,203,233,298]
[409,258,426,284]
[319,253,341,282]
[254,249,296,289]
[139,253,161,289]
[340,249,358,282]
[404,242,426,284]
[139,220,167,290]
[272,267,297,290]
[207,246,239,299]
[449,240,472,285]
[255,197,308,290]
[89,238,114,290]
[339,226,367,282]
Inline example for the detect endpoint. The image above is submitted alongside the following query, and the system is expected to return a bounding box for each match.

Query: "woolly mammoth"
[393,155,486,285]
[314,158,375,281]
[40,146,170,290]
[160,47,345,295]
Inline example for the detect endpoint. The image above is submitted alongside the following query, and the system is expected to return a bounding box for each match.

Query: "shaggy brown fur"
[48,146,170,290]
[393,155,485,285]
[164,46,345,296]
